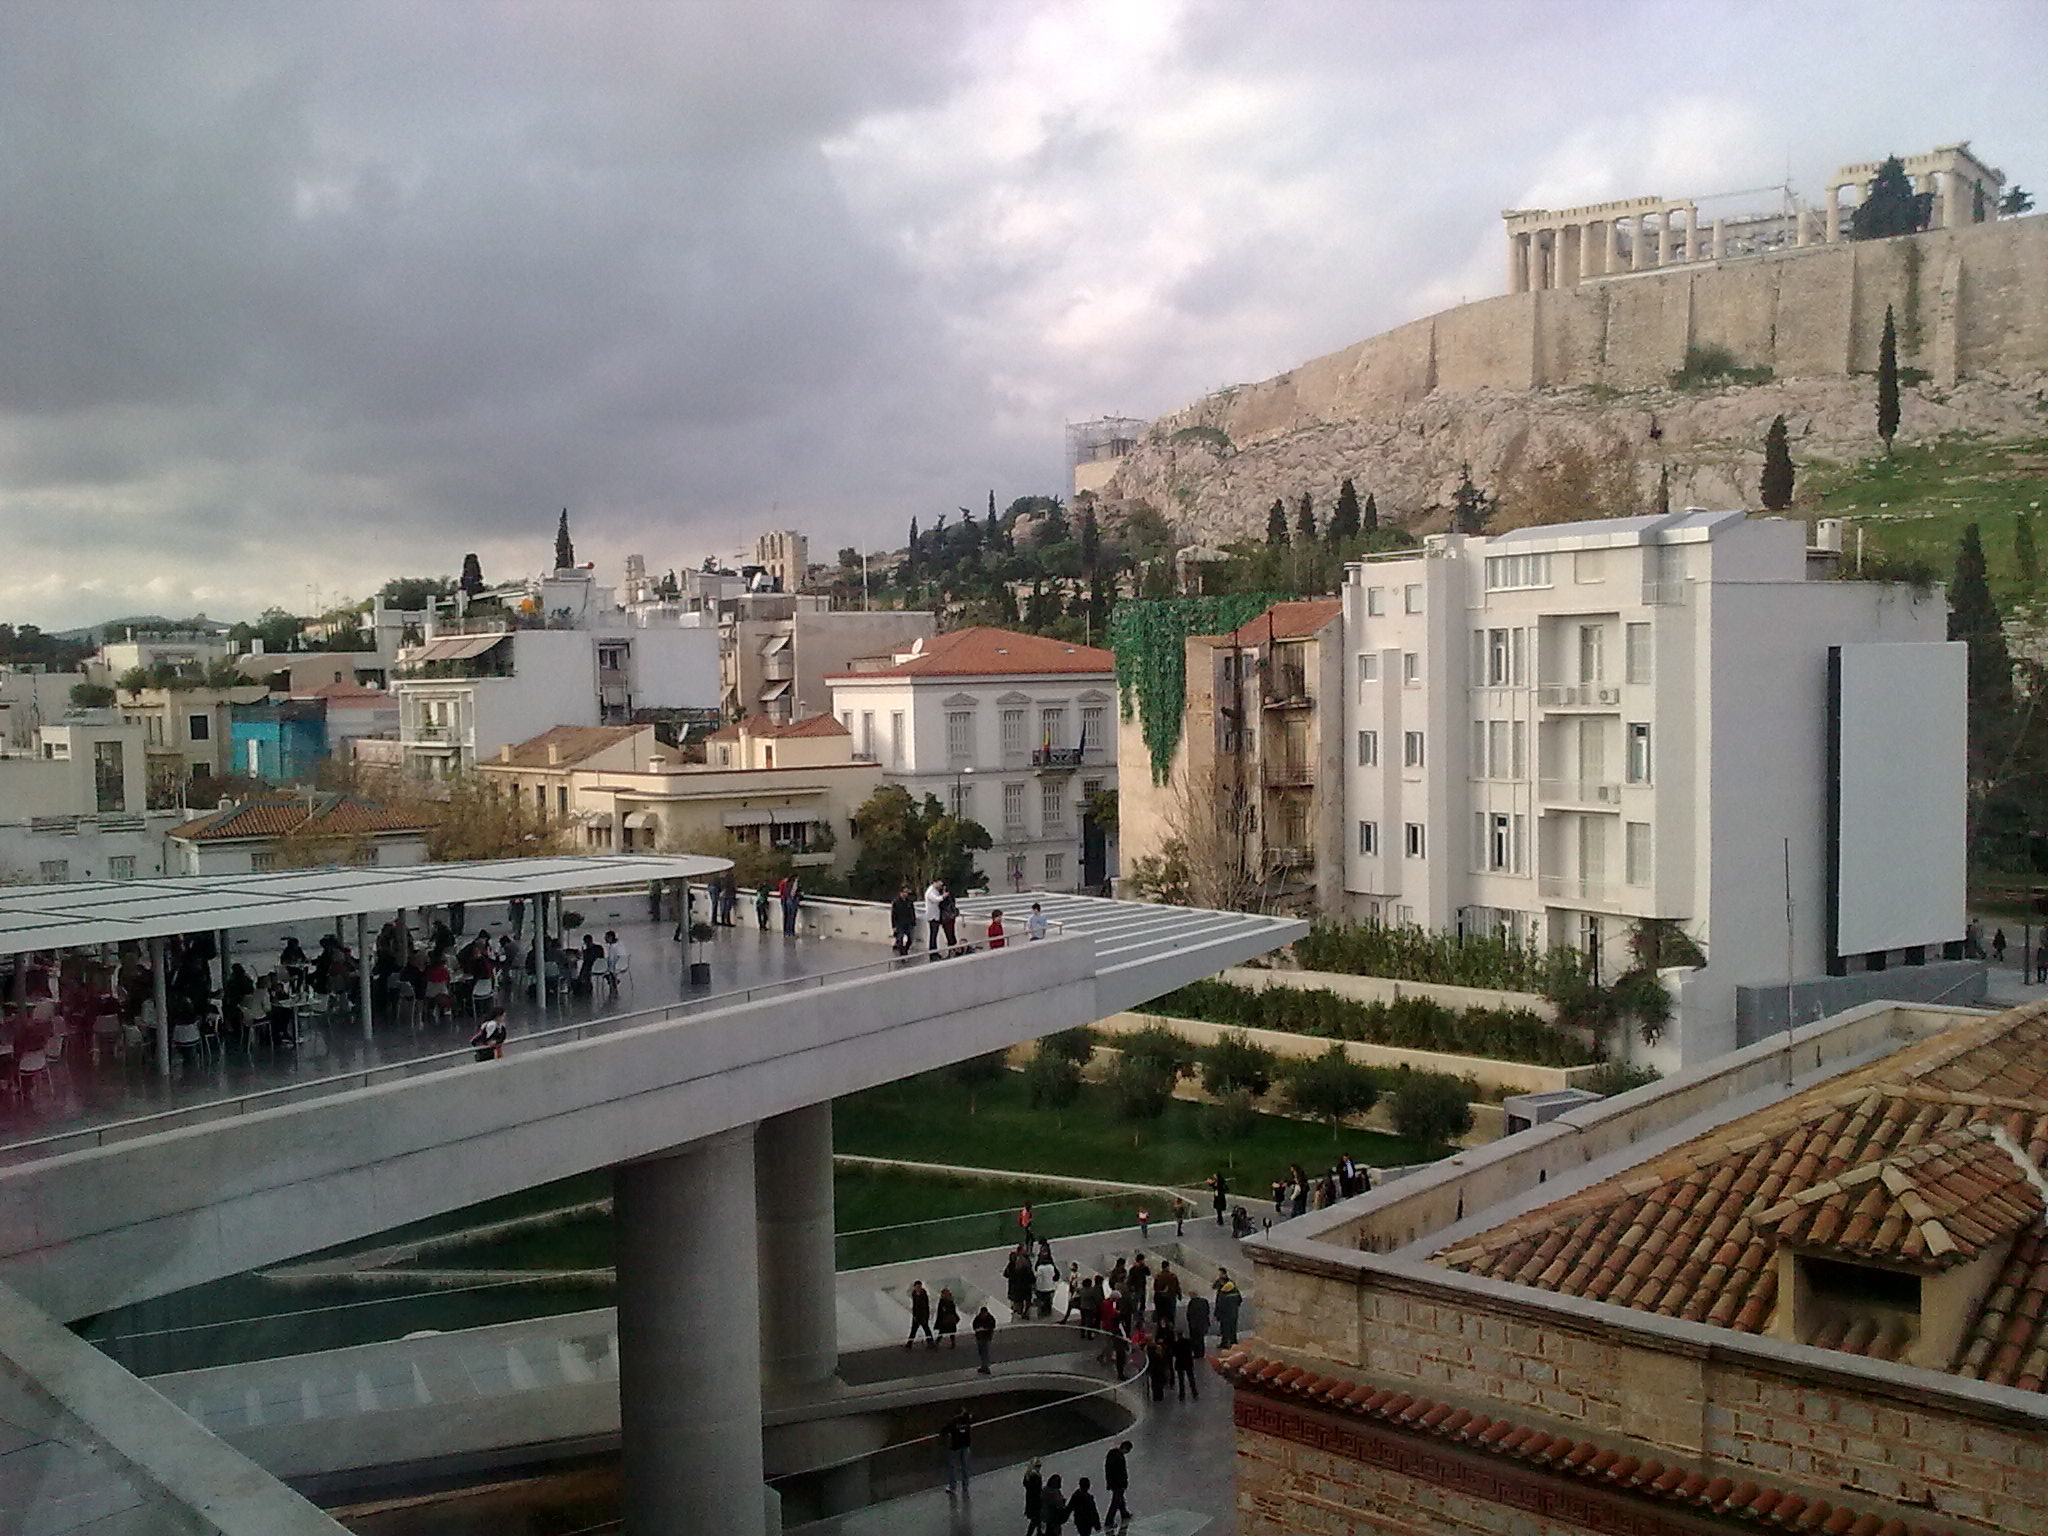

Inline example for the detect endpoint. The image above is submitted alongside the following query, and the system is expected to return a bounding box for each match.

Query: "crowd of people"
[1270,1155,1369,1218]
[890,884,1049,959]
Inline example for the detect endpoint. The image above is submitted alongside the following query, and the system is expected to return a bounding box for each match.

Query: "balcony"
[1261,667,1312,710]
[1538,778,1623,808]
[1538,683,1622,711]
[1031,746,1084,770]
[1641,580,1686,606]
[1539,874,1613,904]
[1264,845,1312,870]
[759,652,795,682]
[1262,759,1315,789]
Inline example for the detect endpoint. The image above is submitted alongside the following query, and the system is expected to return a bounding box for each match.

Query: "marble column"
[1796,208,1811,247]
[1655,210,1671,266]
[1508,233,1526,293]
[1606,217,1623,273]
[1631,216,1648,271]
[757,1103,839,1392]
[617,1129,766,1536]
[1712,217,1726,260]
[1526,231,1543,292]
[1825,183,1841,243]
[1683,205,1698,262]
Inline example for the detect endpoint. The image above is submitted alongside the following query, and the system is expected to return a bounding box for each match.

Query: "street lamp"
[951,765,975,820]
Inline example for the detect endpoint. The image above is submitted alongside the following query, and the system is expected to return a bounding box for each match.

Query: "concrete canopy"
[0,853,729,957]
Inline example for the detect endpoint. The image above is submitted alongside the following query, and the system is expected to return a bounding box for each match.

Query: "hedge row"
[1147,979,1597,1068]
[1293,921,1586,994]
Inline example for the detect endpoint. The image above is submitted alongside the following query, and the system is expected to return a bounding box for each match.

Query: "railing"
[1262,668,1311,708]
[0,938,1062,1167]
[1263,760,1314,788]
[1265,845,1312,869]
[1031,746,1083,769]
[1537,778,1623,807]
[1641,580,1686,606]
[1539,874,1611,903]
[1537,683,1622,710]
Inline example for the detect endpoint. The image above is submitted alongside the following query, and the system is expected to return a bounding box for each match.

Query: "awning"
[404,633,509,665]
[760,634,790,656]
[722,809,778,827]
[758,680,792,700]
[622,812,655,830]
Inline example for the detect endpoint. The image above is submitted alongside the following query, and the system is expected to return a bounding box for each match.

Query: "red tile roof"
[485,724,645,770]
[1216,1349,1955,1536]
[170,794,428,842]
[295,682,391,702]
[1200,598,1344,648]
[826,626,1112,681]
[1435,1002,2048,1390]
[747,714,850,740]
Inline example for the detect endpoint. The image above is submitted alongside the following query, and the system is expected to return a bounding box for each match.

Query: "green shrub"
[1580,1061,1662,1097]
[1294,921,1585,994]
[1610,969,1673,1045]
[944,1050,1010,1113]
[1037,1027,1097,1066]
[1387,1073,1474,1152]
[1199,1031,1277,1099]
[1198,1087,1260,1142]
[1282,1045,1379,1136]
[1024,1051,1082,1113]
[1104,1055,1178,1122]
[1117,1024,1198,1081]
[1668,343,1773,390]
[1147,981,1596,1068]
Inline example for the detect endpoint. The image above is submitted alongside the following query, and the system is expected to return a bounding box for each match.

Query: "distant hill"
[51,614,234,644]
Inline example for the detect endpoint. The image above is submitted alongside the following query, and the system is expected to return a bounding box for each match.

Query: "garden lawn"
[832,1070,1428,1187]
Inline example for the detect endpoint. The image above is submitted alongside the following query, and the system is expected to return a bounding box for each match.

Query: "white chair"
[467,975,497,1017]
[15,1046,50,1100]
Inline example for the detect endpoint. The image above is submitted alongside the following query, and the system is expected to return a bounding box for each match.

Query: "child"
[469,1003,507,1062]
[986,908,1006,949]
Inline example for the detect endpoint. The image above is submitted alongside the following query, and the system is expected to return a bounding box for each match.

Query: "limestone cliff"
[1099,215,2048,535]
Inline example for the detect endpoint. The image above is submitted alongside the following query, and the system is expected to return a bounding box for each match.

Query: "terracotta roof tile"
[826,625,1112,681]
[486,724,645,770]
[170,793,428,842]
[1198,598,1344,648]
[1436,1000,2048,1391]
[1215,1350,1956,1536]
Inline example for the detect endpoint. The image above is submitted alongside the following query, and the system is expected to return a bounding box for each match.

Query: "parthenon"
[1502,142,2007,293]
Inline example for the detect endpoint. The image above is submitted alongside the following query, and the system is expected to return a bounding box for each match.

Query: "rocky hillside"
[1098,371,2048,541]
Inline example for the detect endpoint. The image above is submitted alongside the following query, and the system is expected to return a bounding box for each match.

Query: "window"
[1044,851,1066,884]
[1490,813,1512,872]
[947,710,974,760]
[351,846,382,866]
[951,782,974,821]
[1511,627,1526,686]
[1393,903,1416,926]
[1484,552,1552,590]
[535,785,547,816]
[1004,781,1026,829]
[1081,705,1106,753]
[1403,730,1425,769]
[1625,622,1653,685]
[1487,628,1512,686]
[93,740,124,814]
[1513,813,1526,874]
[1626,821,1653,886]
[1402,652,1420,685]
[859,711,874,758]
[39,859,70,883]
[1220,721,1241,753]
[1627,722,1652,784]
[1404,584,1423,614]
[1366,587,1386,616]
[1006,853,1027,888]
[1573,549,1607,584]
[1039,707,1066,750]
[1489,720,1510,780]
[1356,729,1378,767]
[1404,823,1426,859]
[108,855,136,880]
[188,713,210,741]
[1358,820,1378,855]
[1469,720,1486,775]
[1511,720,1526,780]
[1040,778,1065,828]
[557,786,569,817]
[1000,708,1026,755]
[1578,624,1605,684]
[1357,653,1379,688]
[1081,778,1102,801]
[250,853,277,873]
[891,711,906,767]
[598,643,627,671]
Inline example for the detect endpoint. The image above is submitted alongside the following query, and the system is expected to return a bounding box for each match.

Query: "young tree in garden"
[554,509,575,569]
[1760,414,1796,510]
[946,1050,1010,1114]
[1282,1045,1378,1139]
[1293,492,1317,545]
[1117,1024,1198,1084]
[1361,491,1379,533]
[1450,462,1494,536]
[1038,1027,1096,1066]
[1327,479,1362,547]
[1877,305,1901,454]
[1388,1073,1474,1154]
[1265,499,1288,547]
[2016,513,2040,591]
[1104,1054,1176,1129]
[1199,1031,1277,1099]
[1025,1047,1083,1123]
[1850,156,1930,240]
[460,553,485,596]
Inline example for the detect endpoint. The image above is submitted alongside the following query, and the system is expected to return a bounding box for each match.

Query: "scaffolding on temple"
[1065,415,1148,499]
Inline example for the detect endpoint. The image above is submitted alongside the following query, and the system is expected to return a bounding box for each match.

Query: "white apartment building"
[391,569,719,778]
[826,627,1119,893]
[722,597,935,726]
[0,711,177,884]
[1343,509,1961,1067]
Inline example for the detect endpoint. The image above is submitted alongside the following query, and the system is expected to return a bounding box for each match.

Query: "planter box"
[1230,965,1556,1021]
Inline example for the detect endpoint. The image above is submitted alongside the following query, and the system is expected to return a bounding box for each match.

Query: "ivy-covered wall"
[1107,595,1283,785]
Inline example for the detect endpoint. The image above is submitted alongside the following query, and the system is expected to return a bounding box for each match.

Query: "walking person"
[1172,1325,1200,1400]
[1068,1477,1102,1535]
[1041,1474,1068,1535]
[780,875,801,936]
[754,883,771,930]
[1214,1269,1243,1348]
[890,884,916,956]
[1103,1441,1134,1530]
[1184,1289,1211,1357]
[1023,1460,1045,1535]
[935,1286,960,1348]
[972,1301,997,1374]
[939,883,959,953]
[986,907,1006,948]
[906,1280,934,1348]
[924,878,944,957]
[944,1409,973,1496]
[1145,1328,1172,1403]
[1061,1261,1084,1322]
[1210,1169,1229,1226]
[1027,901,1048,940]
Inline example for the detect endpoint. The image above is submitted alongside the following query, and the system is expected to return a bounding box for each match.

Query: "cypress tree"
[554,509,575,569]
[1328,478,1362,546]
[1877,305,1901,454]
[1760,414,1795,510]
[1450,463,1492,536]
[1294,491,1317,544]
[1949,523,2013,714]
[460,553,485,595]
[1653,465,1671,517]
[1265,499,1288,547]
[1079,506,1100,565]
[1362,491,1379,532]
[2015,513,2039,590]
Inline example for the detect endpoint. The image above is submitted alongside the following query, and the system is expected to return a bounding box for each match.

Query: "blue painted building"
[229,699,327,785]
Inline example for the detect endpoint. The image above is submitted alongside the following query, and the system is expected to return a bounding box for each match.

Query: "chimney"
[649,754,667,773]
[498,744,513,763]
[547,742,562,765]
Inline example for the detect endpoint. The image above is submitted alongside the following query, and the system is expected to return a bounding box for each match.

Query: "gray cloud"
[2,0,2044,626]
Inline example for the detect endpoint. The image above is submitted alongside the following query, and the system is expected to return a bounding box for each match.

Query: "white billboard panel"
[1832,641,1967,957]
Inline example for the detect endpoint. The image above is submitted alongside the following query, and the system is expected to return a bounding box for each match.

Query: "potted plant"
[687,921,715,986]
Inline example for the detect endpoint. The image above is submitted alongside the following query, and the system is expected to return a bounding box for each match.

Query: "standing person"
[1061,1262,1084,1322]
[938,883,959,953]
[906,1280,934,1348]
[1027,901,1048,940]
[1152,1261,1181,1329]
[944,1409,973,1496]
[1077,1274,1102,1339]
[923,878,944,956]
[972,1301,997,1374]
[1034,1249,1059,1319]
[890,884,916,955]
[1041,1474,1068,1535]
[1210,1170,1229,1227]
[986,908,1006,948]
[1103,1441,1134,1531]
[1005,1245,1034,1321]
[1018,1202,1036,1250]
[1173,1196,1188,1235]
[1993,927,2008,963]
[1022,1460,1045,1536]
[1128,1252,1150,1304]
[1067,1476,1102,1535]
[1145,1329,1172,1403]
[1214,1270,1243,1348]
[1171,1325,1200,1400]
[1184,1289,1211,1357]
[469,1002,508,1062]
[934,1286,960,1348]
[780,875,801,936]
[724,871,741,926]
[754,883,771,930]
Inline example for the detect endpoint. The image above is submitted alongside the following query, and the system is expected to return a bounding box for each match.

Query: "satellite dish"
[909,637,924,656]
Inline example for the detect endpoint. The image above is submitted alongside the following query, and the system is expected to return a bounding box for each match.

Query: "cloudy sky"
[3,0,2042,630]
